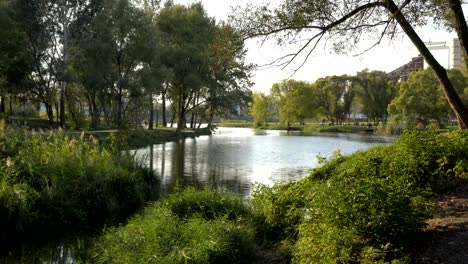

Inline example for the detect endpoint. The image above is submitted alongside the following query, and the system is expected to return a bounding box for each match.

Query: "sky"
[174,0,458,94]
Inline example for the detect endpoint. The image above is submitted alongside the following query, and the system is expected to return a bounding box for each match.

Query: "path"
[413,183,468,264]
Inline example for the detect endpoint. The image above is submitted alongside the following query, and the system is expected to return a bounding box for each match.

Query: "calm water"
[4,127,394,263]
[134,127,394,197]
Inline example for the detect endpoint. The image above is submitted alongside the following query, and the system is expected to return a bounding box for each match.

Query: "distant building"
[387,56,424,81]
[425,38,465,69]
[387,38,464,81]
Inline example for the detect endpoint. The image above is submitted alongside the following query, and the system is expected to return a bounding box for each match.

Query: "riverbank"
[87,130,468,263]
[216,121,374,133]
[5,115,213,148]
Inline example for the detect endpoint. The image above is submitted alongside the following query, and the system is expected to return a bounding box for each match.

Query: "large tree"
[270,79,317,127]
[205,23,253,128]
[158,3,215,134]
[249,92,269,127]
[312,75,355,124]
[233,0,468,128]
[356,70,399,124]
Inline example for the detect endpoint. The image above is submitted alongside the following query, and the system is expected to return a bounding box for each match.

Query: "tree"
[388,68,466,126]
[233,0,468,129]
[158,3,215,134]
[270,79,317,128]
[355,70,399,124]
[205,23,253,128]
[0,0,31,114]
[312,75,355,124]
[249,92,269,127]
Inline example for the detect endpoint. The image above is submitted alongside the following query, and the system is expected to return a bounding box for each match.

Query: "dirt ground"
[412,183,468,264]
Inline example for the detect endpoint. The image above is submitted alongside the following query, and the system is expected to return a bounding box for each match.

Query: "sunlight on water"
[134,127,394,197]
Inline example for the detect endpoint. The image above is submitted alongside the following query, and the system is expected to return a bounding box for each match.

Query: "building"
[425,38,465,69]
[387,56,424,81]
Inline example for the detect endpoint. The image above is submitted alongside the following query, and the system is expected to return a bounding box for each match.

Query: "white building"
[424,38,465,69]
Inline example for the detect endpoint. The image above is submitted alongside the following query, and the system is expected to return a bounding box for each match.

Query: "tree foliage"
[388,68,467,126]
[270,79,317,127]
[0,1,252,130]
[232,0,468,129]
[249,92,269,127]
[355,70,399,124]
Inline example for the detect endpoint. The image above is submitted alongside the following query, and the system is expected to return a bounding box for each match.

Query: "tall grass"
[94,188,257,264]
[0,128,159,242]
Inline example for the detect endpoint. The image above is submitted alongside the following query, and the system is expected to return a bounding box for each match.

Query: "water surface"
[135,127,394,197]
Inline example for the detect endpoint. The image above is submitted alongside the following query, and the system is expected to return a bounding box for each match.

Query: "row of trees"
[235,0,468,129]
[250,68,468,129]
[0,0,252,133]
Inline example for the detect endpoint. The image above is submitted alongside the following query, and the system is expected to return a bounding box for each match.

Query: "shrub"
[94,189,256,264]
[163,187,250,220]
[252,130,468,263]
[0,130,159,240]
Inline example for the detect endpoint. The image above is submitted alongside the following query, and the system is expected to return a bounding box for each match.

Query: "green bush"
[0,130,159,239]
[94,189,256,264]
[162,187,250,220]
[252,130,468,263]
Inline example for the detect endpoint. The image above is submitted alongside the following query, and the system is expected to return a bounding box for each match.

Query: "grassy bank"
[252,130,468,263]
[94,188,257,264]
[91,130,468,263]
[216,121,373,133]
[0,128,160,245]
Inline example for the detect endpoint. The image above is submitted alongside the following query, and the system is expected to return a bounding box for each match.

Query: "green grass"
[217,121,373,133]
[93,188,257,264]
[302,124,373,133]
[0,128,160,242]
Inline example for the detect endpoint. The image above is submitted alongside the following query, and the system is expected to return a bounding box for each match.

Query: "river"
[134,127,394,197]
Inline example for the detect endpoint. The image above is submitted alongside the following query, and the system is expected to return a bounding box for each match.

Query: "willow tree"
[158,3,215,135]
[233,0,468,128]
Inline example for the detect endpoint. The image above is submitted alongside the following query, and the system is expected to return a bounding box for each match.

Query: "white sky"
[174,0,458,94]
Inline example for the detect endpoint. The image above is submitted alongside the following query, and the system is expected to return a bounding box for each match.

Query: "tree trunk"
[60,84,66,129]
[162,92,167,127]
[190,112,195,129]
[448,0,468,68]
[385,0,468,129]
[0,96,5,114]
[9,95,13,115]
[148,92,154,130]
[117,86,123,128]
[55,102,59,125]
[46,103,54,125]
[155,101,159,127]
[176,86,184,136]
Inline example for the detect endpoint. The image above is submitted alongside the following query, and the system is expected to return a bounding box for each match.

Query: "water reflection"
[135,127,394,197]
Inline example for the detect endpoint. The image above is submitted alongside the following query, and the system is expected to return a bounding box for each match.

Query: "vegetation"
[388,68,468,128]
[234,0,468,129]
[94,188,256,264]
[270,80,318,128]
[249,93,269,128]
[0,127,159,242]
[0,0,252,131]
[89,130,468,263]
[251,130,468,263]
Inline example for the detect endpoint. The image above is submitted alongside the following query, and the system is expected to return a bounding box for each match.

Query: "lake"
[134,127,395,197]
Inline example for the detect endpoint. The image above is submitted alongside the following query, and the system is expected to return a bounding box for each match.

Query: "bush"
[94,189,256,264]
[0,130,159,240]
[12,105,39,118]
[252,130,468,263]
